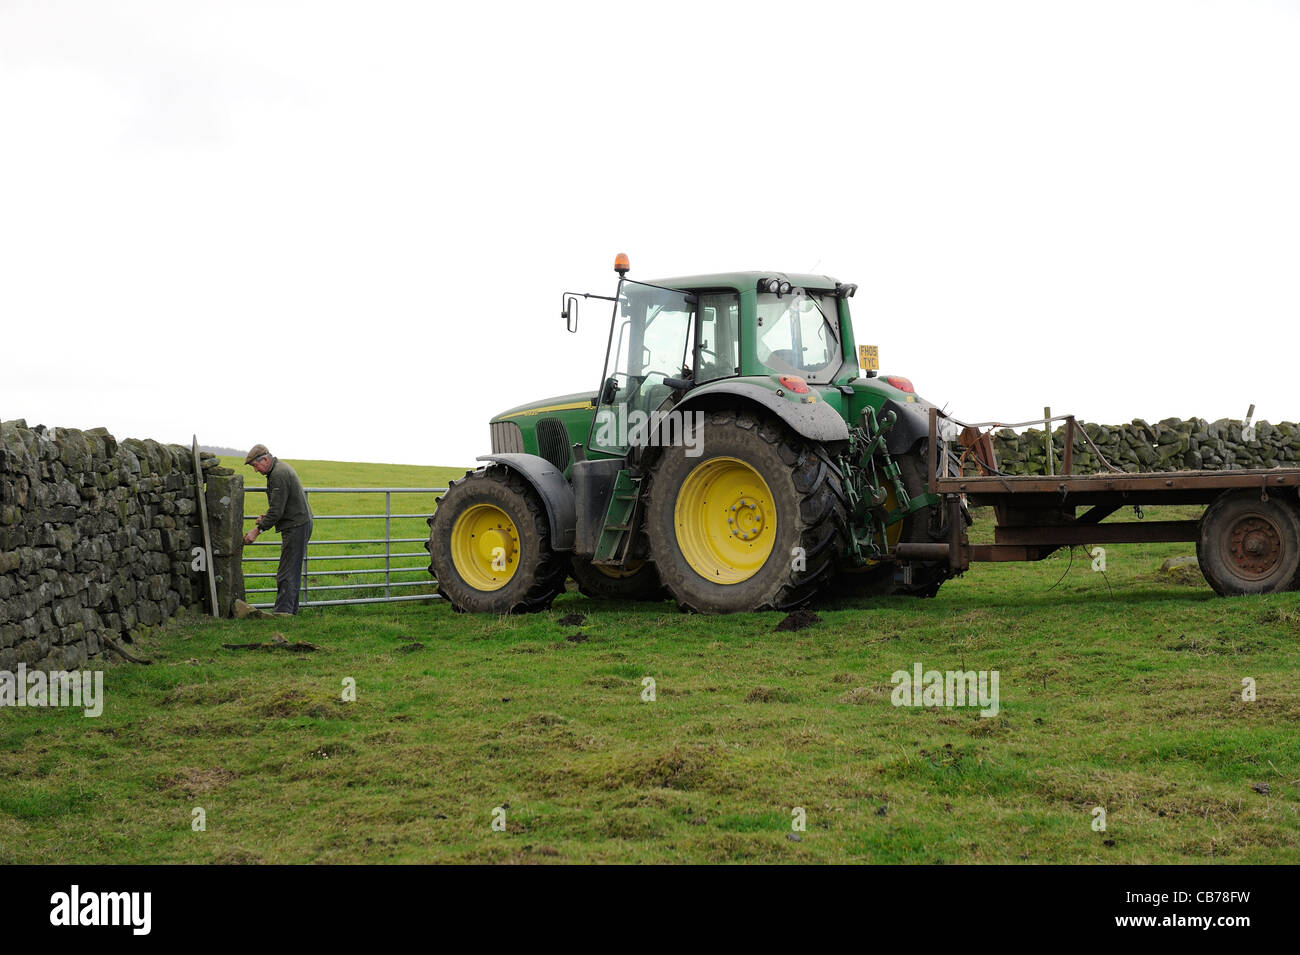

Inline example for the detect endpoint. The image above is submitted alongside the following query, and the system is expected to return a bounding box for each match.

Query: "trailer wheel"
[426,467,569,613]
[1196,490,1300,596]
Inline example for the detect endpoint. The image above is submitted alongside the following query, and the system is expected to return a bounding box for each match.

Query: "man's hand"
[243,514,268,545]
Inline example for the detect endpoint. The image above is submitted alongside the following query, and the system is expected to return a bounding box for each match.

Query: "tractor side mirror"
[562,294,580,333]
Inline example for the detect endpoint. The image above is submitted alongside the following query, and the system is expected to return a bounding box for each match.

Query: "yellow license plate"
[858,345,879,372]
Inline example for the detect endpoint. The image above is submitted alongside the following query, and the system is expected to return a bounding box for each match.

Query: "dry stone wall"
[0,419,244,671]
[984,417,1299,476]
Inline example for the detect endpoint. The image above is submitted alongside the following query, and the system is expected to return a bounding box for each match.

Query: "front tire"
[643,409,846,613]
[426,467,568,613]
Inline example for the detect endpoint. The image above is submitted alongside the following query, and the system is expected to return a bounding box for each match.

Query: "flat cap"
[244,443,272,464]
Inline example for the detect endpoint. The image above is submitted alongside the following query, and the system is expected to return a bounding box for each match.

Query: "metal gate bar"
[242,551,429,563]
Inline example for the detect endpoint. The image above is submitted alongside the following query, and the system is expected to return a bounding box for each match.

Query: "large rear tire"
[426,467,568,613]
[1196,490,1300,596]
[643,409,846,613]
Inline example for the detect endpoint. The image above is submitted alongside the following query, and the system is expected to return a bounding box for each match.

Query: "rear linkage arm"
[838,407,943,566]
[839,408,903,565]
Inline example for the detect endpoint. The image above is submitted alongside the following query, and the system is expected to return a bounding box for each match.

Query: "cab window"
[756,289,841,382]
[695,292,740,383]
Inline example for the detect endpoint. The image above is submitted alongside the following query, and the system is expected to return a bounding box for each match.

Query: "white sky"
[3,0,1298,466]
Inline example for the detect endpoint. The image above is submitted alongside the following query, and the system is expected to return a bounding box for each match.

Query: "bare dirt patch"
[156,766,237,798]
[775,610,821,632]
[222,633,322,652]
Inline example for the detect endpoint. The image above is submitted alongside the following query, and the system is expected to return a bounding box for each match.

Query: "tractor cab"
[582,261,861,462]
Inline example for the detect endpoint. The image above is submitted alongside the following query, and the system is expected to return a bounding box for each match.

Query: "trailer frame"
[891,409,1300,595]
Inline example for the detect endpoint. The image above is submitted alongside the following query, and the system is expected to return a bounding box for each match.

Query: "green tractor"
[427,254,963,613]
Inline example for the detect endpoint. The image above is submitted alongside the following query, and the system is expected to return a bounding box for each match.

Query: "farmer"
[242,444,314,615]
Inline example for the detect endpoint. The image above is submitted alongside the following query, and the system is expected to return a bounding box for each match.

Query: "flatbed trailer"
[893,409,1300,595]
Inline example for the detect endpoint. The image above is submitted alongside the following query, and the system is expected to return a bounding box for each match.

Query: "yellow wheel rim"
[674,456,777,585]
[450,503,520,591]
[594,559,644,580]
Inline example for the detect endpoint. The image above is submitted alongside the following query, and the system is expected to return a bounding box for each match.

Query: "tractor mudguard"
[880,397,941,455]
[475,453,576,551]
[671,381,850,444]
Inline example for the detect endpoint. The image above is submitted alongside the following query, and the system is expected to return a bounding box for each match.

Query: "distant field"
[2,458,1297,864]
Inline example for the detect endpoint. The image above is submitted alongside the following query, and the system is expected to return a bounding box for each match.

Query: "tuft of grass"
[746,686,797,703]
[0,785,100,821]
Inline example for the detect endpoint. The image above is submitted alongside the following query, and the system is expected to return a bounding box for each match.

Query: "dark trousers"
[275,520,314,614]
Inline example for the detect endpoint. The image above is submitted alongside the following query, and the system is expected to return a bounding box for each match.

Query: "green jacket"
[257,458,312,532]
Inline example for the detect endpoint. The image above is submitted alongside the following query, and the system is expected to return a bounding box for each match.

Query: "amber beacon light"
[614,252,630,275]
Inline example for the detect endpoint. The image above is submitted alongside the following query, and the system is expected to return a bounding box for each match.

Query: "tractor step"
[593,469,642,564]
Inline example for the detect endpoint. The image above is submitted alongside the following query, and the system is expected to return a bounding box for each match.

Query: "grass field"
[2,458,1298,864]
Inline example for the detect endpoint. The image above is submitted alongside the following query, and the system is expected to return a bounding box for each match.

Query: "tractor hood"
[491,392,596,423]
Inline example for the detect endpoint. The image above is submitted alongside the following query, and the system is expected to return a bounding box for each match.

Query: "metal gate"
[242,486,446,609]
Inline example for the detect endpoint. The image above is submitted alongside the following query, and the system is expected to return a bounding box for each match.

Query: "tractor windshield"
[755,288,842,382]
[589,280,696,456]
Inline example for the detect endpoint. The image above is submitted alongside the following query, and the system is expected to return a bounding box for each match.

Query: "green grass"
[3,461,1298,864]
